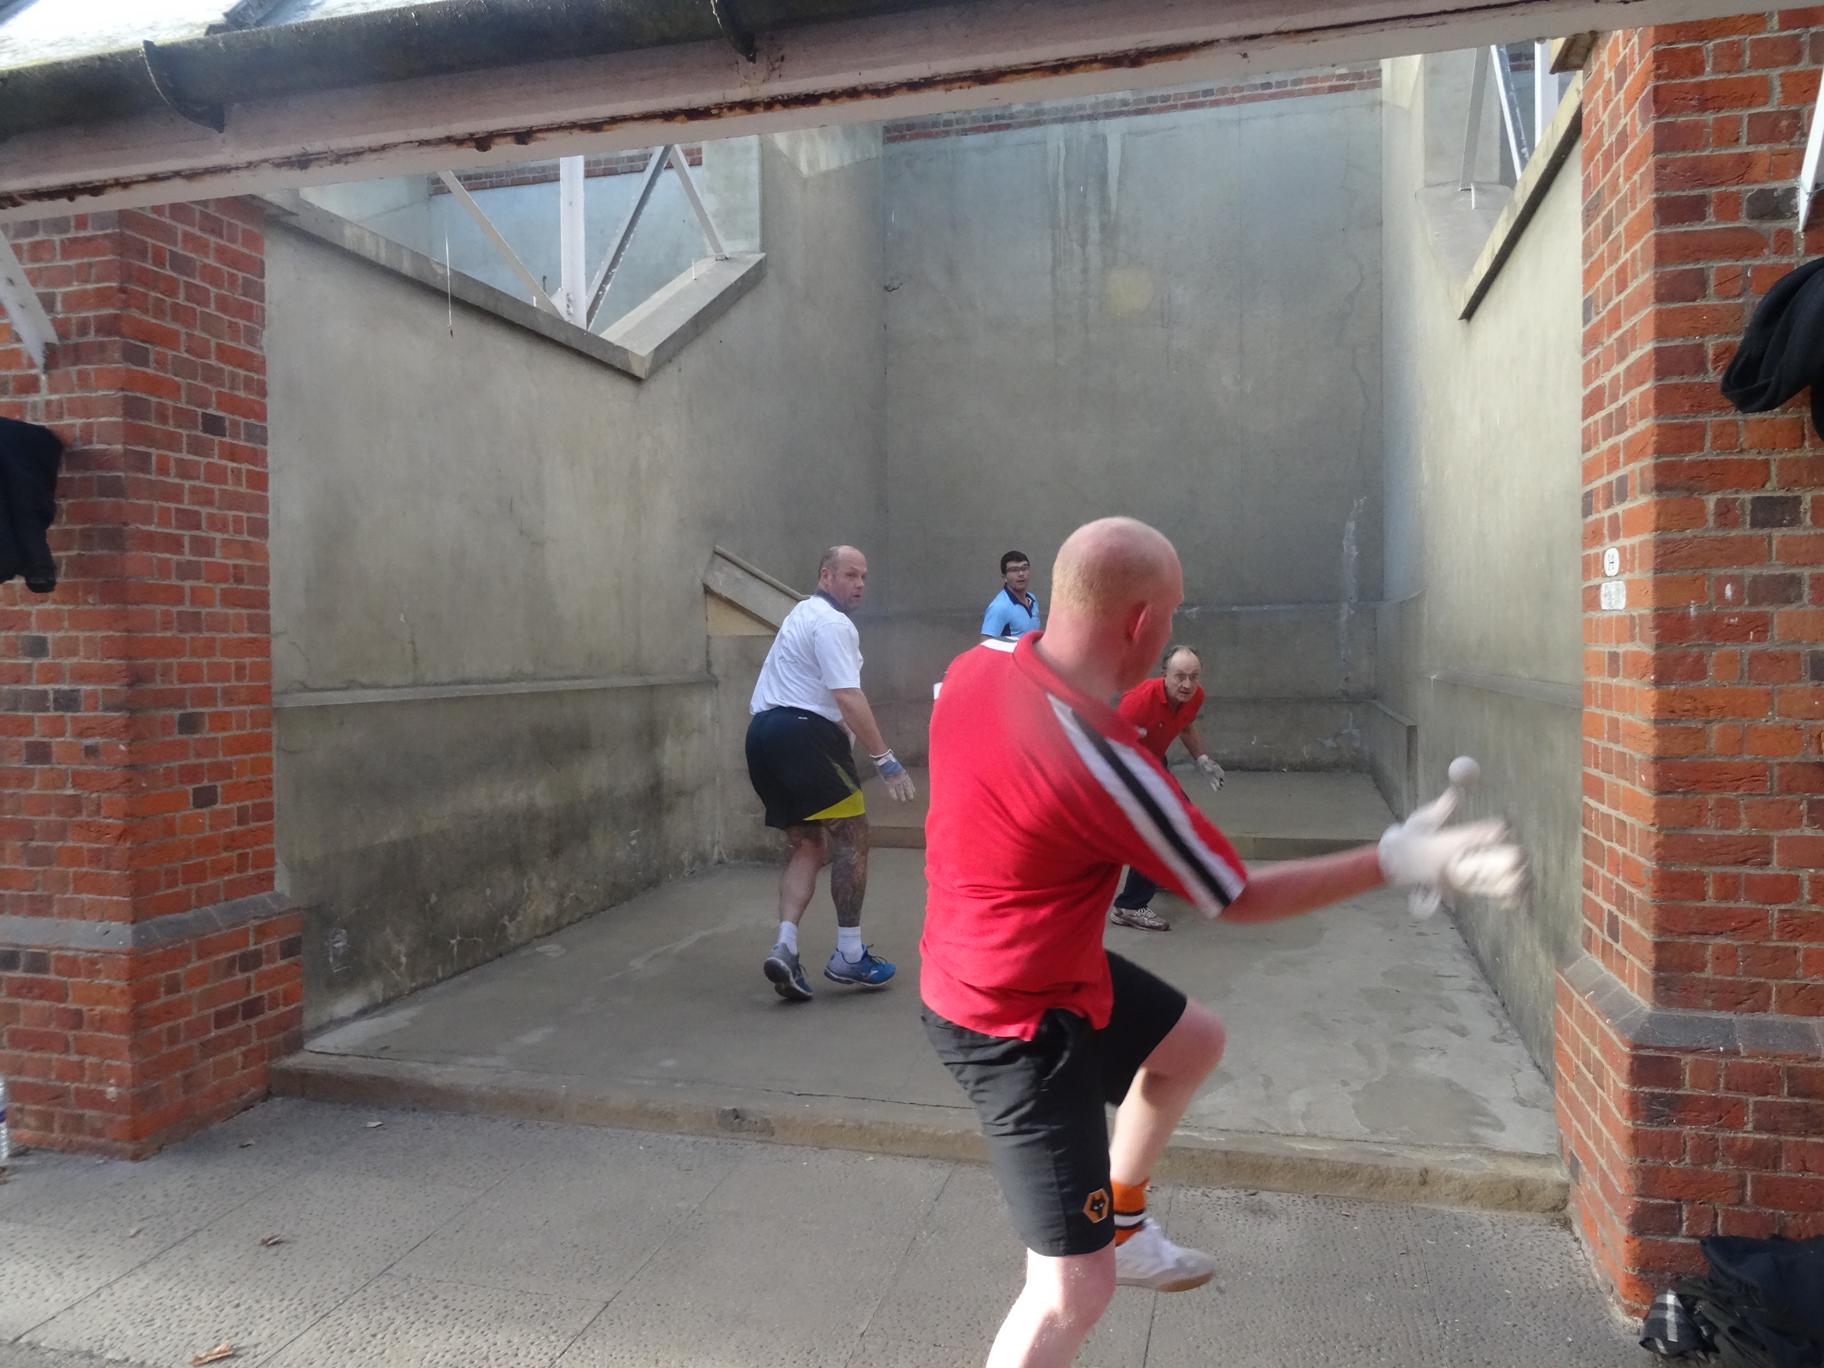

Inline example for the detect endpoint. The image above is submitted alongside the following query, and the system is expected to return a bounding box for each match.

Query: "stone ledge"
[1563,954,1824,1057]
[273,1050,1569,1215]
[1453,70,1585,321]
[260,191,764,382]
[274,672,715,710]
[0,891,295,953]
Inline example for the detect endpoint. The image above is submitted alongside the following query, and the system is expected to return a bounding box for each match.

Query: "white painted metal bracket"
[667,146,728,261]
[558,155,587,324]
[1799,74,1824,232]
[0,230,56,371]
[436,170,562,316]
[585,147,667,330]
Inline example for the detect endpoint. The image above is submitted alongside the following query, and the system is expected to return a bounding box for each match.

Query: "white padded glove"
[1196,755,1226,792]
[871,750,917,803]
[1379,797,1528,912]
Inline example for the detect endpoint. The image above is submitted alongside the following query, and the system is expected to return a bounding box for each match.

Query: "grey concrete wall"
[875,89,1384,764]
[268,129,887,1028]
[1378,53,1583,1068]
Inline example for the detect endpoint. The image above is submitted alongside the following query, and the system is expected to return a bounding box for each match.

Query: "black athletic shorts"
[921,952,1188,1257]
[745,706,865,829]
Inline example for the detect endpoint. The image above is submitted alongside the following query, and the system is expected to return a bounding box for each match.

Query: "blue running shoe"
[763,943,813,1002]
[824,946,896,988]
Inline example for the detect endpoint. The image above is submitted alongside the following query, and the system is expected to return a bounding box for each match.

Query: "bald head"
[817,544,869,612]
[1040,518,1183,696]
[1051,518,1179,621]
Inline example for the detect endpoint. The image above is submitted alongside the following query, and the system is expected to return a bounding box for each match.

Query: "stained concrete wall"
[875,87,1384,765]
[269,129,886,1028]
[1377,53,1583,1068]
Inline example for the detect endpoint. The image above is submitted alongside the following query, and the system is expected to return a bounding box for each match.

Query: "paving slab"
[283,787,1558,1204]
[24,1167,481,1367]
[0,1102,1633,1368]
[262,1273,601,1368]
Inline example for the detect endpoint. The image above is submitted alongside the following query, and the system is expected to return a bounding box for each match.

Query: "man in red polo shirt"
[920,517,1527,1368]
[1109,644,1225,931]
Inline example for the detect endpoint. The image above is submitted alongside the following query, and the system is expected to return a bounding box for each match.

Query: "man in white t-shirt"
[747,545,916,1002]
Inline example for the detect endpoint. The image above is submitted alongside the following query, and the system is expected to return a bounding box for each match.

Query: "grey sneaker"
[1110,904,1171,932]
[763,943,813,1001]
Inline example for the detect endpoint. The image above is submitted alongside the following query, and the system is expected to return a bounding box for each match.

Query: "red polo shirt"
[1117,676,1205,761]
[920,634,1247,1040]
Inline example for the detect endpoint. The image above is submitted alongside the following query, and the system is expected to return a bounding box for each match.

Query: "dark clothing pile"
[0,416,61,593]
[1641,1236,1824,1367]
[1720,257,1824,435]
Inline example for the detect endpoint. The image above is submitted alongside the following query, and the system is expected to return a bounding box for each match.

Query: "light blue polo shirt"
[981,586,1042,639]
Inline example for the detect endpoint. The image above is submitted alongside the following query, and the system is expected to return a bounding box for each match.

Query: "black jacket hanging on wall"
[0,416,63,593]
[1720,256,1824,434]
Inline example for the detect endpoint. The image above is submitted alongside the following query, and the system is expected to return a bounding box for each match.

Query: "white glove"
[1379,803,1528,911]
[1196,755,1225,792]
[872,749,917,803]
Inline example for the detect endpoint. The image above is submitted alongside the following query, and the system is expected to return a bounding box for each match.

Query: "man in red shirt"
[1109,645,1225,931]
[920,517,1527,1368]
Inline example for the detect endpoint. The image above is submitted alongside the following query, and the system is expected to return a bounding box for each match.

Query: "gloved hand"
[1379,792,1528,911]
[1196,755,1226,792]
[872,749,917,803]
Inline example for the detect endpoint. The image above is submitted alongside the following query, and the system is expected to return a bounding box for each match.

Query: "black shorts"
[745,707,865,829]
[921,952,1188,1257]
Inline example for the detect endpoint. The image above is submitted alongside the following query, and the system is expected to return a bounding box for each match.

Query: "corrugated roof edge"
[0,0,950,142]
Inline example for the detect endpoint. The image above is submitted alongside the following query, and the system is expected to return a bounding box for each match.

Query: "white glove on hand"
[1196,755,1226,792]
[872,750,917,803]
[1379,805,1528,911]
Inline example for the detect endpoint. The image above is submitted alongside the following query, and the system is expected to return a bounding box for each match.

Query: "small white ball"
[1448,756,1480,788]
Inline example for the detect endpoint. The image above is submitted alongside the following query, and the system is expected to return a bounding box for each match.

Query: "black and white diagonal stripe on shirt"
[1046,696,1245,915]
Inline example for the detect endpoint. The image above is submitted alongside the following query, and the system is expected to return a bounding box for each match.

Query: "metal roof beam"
[0,0,1767,221]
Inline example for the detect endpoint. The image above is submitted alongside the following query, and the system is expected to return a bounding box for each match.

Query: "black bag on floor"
[1669,1236,1824,1368]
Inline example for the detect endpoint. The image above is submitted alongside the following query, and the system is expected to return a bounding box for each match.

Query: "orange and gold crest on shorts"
[1082,1187,1111,1223]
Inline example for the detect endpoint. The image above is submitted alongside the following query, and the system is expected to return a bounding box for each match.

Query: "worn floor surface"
[0,1100,1631,1368]
[299,807,1557,1157]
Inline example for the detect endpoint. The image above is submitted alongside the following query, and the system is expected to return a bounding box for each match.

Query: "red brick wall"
[1565,11,1824,1311]
[0,203,300,1157]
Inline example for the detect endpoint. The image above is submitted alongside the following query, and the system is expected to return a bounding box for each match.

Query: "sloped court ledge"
[1452,68,1585,320]
[258,190,765,380]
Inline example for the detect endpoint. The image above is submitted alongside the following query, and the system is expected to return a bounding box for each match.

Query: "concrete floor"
[0,1100,1633,1368]
[291,772,1557,1169]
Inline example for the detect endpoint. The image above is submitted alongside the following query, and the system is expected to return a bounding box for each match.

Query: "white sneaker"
[1114,1218,1217,1292]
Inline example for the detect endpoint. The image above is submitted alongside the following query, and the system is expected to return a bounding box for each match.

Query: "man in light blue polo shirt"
[981,549,1041,639]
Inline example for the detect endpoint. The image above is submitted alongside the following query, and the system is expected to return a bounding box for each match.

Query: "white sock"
[776,921,798,954]
[836,926,863,962]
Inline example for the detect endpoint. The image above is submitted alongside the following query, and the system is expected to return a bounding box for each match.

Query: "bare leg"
[777,823,827,926]
[986,1247,1116,1368]
[823,814,870,928]
[1108,1001,1226,1186]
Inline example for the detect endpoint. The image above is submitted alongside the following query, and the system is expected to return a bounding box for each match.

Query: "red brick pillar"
[0,203,300,1158]
[1564,13,1824,1311]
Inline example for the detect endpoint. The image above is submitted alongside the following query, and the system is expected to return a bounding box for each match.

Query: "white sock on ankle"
[776,921,798,954]
[836,925,863,962]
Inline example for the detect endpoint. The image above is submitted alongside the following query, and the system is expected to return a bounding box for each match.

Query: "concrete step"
[272,1051,1569,1217]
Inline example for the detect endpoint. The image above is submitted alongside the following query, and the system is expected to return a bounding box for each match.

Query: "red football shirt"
[1117,675,1205,761]
[920,634,1248,1039]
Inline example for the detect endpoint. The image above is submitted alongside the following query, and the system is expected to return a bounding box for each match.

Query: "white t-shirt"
[750,593,864,724]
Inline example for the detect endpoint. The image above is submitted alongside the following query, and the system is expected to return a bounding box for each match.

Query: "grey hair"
[1162,644,1201,672]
